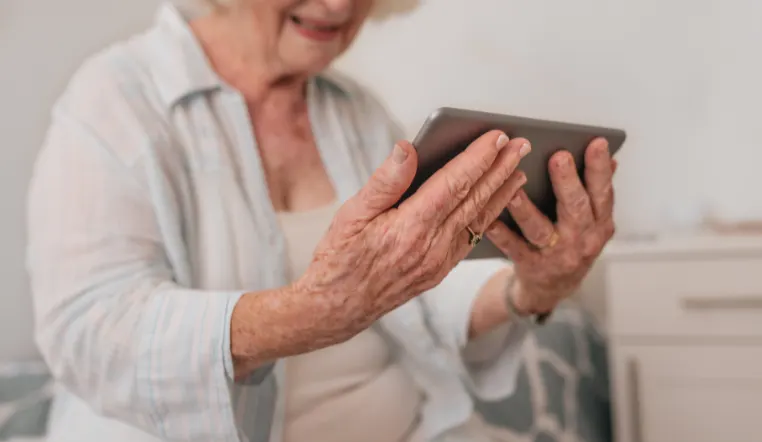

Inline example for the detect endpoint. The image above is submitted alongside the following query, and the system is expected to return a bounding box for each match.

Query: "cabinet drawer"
[606,258,762,338]
[611,345,762,442]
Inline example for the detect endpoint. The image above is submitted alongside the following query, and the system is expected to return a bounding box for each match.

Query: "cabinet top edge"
[603,232,762,260]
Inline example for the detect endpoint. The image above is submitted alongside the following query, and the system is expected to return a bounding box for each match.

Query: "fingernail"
[517,172,527,185]
[556,154,572,168]
[496,133,510,150]
[392,143,408,164]
[519,142,532,157]
[510,194,522,208]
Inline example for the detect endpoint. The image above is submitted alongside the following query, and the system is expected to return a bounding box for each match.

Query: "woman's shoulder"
[55,5,202,121]
[49,29,181,166]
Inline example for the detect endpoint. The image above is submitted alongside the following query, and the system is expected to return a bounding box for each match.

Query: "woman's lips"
[290,15,343,42]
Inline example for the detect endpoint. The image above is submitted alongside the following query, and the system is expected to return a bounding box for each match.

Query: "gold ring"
[540,231,560,249]
[466,226,483,247]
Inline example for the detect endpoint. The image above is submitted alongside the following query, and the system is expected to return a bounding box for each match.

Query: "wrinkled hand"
[296,131,530,341]
[486,137,618,315]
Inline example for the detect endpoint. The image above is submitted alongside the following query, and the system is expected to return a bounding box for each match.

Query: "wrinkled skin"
[488,138,618,315]
[295,131,530,340]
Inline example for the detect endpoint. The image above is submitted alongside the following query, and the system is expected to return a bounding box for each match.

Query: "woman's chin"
[281,33,347,75]
[286,53,339,76]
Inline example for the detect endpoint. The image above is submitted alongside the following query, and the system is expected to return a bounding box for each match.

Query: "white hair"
[177,0,420,20]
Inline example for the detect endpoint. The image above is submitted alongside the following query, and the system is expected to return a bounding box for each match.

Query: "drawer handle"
[681,296,762,310]
[627,357,643,442]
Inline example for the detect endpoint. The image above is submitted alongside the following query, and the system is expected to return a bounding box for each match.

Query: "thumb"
[342,141,417,222]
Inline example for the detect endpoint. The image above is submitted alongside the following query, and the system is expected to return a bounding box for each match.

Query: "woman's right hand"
[295,131,531,344]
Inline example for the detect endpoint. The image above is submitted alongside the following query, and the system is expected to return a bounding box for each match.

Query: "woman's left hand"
[485,137,618,315]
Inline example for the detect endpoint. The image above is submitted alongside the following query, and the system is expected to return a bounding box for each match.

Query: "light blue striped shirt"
[26,3,528,441]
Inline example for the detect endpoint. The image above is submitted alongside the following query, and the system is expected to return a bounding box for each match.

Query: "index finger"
[583,138,614,220]
[404,130,508,226]
[485,219,535,263]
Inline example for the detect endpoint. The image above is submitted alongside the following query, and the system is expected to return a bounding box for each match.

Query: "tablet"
[397,107,627,259]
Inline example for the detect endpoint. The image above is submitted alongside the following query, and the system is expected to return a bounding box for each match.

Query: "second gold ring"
[466,226,483,247]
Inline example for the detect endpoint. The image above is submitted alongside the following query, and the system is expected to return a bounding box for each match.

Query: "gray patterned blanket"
[475,305,612,442]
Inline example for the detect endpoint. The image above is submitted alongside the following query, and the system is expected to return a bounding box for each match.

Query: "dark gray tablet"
[397,107,627,259]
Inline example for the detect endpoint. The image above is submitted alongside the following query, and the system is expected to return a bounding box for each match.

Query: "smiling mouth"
[290,15,343,33]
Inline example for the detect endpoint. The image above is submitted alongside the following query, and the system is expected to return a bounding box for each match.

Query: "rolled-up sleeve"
[421,259,529,401]
[26,106,248,441]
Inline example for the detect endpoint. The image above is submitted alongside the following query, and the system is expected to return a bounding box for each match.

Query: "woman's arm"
[231,258,513,379]
[28,110,248,442]
[230,285,355,381]
[28,105,373,438]
[467,266,514,340]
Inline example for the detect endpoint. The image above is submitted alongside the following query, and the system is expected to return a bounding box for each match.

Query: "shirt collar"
[147,2,225,107]
[146,2,353,108]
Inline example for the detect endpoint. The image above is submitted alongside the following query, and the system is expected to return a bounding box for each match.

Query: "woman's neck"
[190,12,308,113]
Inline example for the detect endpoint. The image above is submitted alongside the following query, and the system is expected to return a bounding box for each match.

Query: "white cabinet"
[604,234,762,442]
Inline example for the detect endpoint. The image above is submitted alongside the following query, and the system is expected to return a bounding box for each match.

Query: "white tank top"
[276,202,423,442]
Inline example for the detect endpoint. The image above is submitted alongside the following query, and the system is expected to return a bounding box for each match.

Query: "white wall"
[335,0,762,234]
[0,0,159,361]
[2,0,760,360]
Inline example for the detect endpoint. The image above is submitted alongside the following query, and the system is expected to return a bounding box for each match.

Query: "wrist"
[506,276,533,317]
[291,274,363,343]
[468,267,513,340]
[504,274,554,326]
[229,282,341,380]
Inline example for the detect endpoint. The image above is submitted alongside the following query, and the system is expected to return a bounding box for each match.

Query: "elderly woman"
[26,0,617,441]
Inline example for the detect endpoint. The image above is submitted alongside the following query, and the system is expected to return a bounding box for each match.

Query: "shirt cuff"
[460,320,529,400]
[440,258,511,349]
[425,258,529,401]
[222,292,277,386]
